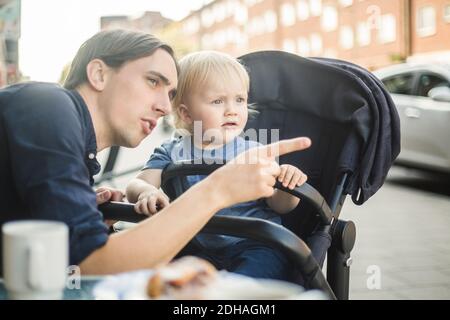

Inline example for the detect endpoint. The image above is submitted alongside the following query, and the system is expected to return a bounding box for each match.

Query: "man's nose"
[154,92,172,116]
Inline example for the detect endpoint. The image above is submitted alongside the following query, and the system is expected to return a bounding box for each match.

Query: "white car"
[374,63,450,174]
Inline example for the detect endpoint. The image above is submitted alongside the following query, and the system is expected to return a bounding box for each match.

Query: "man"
[0,29,311,275]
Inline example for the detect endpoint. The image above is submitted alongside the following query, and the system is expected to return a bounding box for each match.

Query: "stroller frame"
[100,164,356,300]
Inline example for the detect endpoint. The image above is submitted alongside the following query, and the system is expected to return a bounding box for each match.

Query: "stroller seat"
[100,50,400,300]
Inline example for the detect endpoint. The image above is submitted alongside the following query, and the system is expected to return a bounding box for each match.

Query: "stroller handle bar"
[161,163,333,225]
[98,201,336,299]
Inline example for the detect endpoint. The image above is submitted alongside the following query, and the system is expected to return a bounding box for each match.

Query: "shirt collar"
[70,89,101,183]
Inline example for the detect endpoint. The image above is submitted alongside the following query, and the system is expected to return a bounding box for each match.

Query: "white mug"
[2,220,69,300]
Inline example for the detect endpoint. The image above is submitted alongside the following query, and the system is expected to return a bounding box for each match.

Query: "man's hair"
[172,50,250,133]
[64,29,178,90]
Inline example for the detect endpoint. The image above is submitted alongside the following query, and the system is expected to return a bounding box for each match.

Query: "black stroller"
[100,51,400,300]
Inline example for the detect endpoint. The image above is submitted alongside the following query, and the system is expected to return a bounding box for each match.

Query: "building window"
[232,27,246,47]
[310,33,323,55]
[201,9,214,28]
[235,30,248,48]
[183,17,199,34]
[357,21,371,46]
[248,18,256,36]
[247,10,277,36]
[212,30,226,48]
[201,34,212,49]
[283,39,297,53]
[321,5,338,32]
[297,37,310,56]
[339,26,354,49]
[213,4,226,23]
[235,4,248,25]
[264,10,277,33]
[245,0,262,6]
[249,16,264,36]
[226,27,236,44]
[281,3,296,26]
[226,0,237,17]
[417,6,436,37]
[309,0,322,17]
[323,49,337,58]
[444,4,450,23]
[249,14,275,36]
[297,0,309,21]
[378,14,396,43]
[339,0,352,7]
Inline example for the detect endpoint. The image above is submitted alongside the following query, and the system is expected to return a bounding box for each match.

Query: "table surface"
[0,277,103,300]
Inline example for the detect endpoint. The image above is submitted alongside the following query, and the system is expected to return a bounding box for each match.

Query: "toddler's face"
[186,80,248,147]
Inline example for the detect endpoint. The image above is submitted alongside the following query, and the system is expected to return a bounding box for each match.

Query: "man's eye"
[148,78,158,87]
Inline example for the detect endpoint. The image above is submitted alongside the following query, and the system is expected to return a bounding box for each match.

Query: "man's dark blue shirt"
[0,82,109,274]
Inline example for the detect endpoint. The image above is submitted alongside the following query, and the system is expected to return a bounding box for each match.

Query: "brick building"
[409,0,450,63]
[100,11,172,34]
[100,11,195,57]
[178,0,450,70]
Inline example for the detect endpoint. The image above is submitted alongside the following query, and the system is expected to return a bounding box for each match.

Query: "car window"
[417,73,450,97]
[382,73,415,95]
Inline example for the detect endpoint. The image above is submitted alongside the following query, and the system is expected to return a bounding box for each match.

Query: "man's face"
[100,49,178,148]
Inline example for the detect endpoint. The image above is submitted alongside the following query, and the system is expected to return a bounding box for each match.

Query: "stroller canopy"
[240,51,400,205]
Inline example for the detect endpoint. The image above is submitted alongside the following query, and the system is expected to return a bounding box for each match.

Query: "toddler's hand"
[134,187,170,216]
[277,164,307,190]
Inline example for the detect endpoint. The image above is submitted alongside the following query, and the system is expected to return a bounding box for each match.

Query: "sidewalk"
[344,167,450,299]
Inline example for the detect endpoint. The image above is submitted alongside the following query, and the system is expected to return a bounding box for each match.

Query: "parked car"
[374,63,450,174]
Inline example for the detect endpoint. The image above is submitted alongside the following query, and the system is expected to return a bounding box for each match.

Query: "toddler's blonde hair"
[172,51,250,133]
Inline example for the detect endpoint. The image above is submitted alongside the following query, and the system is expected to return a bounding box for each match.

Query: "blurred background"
[1,0,450,84]
[1,0,449,299]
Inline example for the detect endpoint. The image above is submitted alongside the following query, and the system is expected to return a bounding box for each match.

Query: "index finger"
[262,137,312,158]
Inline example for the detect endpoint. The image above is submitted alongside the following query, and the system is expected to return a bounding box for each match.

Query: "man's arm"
[79,137,312,274]
[6,86,109,266]
[80,176,223,273]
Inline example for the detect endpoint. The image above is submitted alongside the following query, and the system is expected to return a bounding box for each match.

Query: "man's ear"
[178,104,193,125]
[86,59,109,91]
